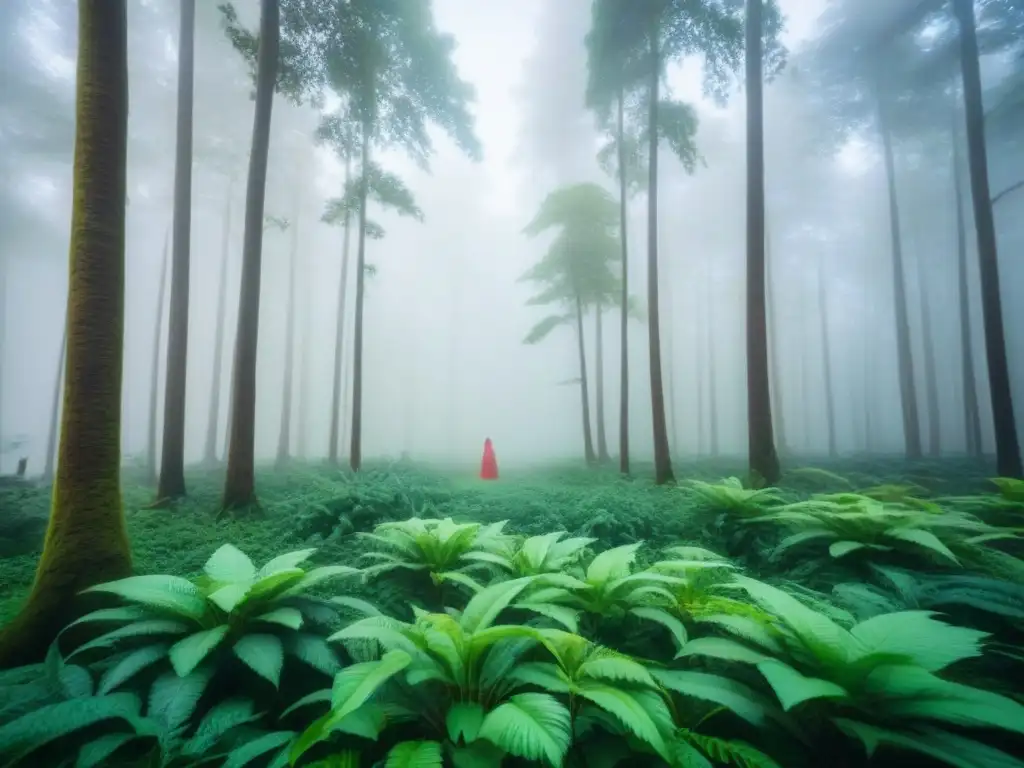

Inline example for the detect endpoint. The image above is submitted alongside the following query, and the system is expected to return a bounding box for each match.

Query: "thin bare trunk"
[349,120,370,472]
[745,0,780,483]
[222,0,278,508]
[203,178,233,465]
[616,87,630,475]
[766,231,788,454]
[329,153,353,464]
[147,232,170,484]
[576,294,596,464]
[817,262,837,458]
[951,111,982,456]
[954,0,1021,476]
[594,306,610,462]
[158,0,195,500]
[275,203,300,468]
[646,18,674,484]
[878,91,923,458]
[918,263,941,456]
[43,326,67,482]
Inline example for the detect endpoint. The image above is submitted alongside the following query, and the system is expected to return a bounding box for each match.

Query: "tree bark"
[954,0,1021,478]
[147,232,170,484]
[745,0,780,484]
[575,294,596,464]
[222,0,279,508]
[878,90,923,459]
[616,87,631,476]
[0,0,132,667]
[275,200,301,468]
[594,306,610,462]
[708,288,720,458]
[951,112,983,457]
[42,326,67,483]
[203,176,233,465]
[918,260,942,456]
[296,238,311,460]
[158,0,195,501]
[646,17,674,485]
[765,229,788,455]
[329,153,353,464]
[349,120,371,472]
[817,260,837,458]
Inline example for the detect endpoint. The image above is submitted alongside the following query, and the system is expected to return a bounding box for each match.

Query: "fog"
[3,0,1023,474]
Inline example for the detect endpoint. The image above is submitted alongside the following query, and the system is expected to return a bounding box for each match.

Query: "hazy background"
[2,0,1023,473]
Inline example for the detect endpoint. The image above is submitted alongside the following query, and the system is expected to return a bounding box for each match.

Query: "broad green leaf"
[149,668,212,733]
[75,733,136,768]
[209,583,251,613]
[447,702,486,744]
[829,540,866,558]
[385,740,443,768]
[834,719,1024,768]
[849,611,986,671]
[652,669,777,727]
[0,693,141,765]
[256,549,316,578]
[83,575,208,621]
[98,644,169,694]
[205,544,257,583]
[756,660,849,711]
[329,649,412,723]
[586,544,642,585]
[477,693,571,767]
[886,528,959,564]
[630,606,688,652]
[170,626,229,677]
[256,607,304,630]
[183,698,260,756]
[233,634,285,687]
[281,689,331,719]
[674,636,773,665]
[64,606,149,631]
[460,577,536,634]
[224,730,295,768]
[575,680,669,760]
[69,620,190,659]
[287,634,342,676]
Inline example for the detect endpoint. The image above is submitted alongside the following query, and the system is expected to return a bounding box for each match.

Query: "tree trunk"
[349,120,371,472]
[594,306,610,462]
[147,232,170,484]
[954,0,1022,478]
[878,91,923,459]
[696,268,707,456]
[575,294,596,464]
[745,0,780,484]
[951,111,983,457]
[296,239,310,460]
[646,18,674,485]
[0,0,132,667]
[203,177,233,466]
[663,279,679,457]
[222,0,279,509]
[817,261,838,458]
[275,200,301,468]
[329,153,353,464]
[158,0,195,501]
[766,230,788,455]
[0,254,5,474]
[708,287,720,457]
[616,87,630,476]
[42,326,67,483]
[918,260,942,456]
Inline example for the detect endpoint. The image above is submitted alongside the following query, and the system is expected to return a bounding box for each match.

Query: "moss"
[0,0,132,669]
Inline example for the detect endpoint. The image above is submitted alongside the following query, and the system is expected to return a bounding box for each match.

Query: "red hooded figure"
[480,437,499,480]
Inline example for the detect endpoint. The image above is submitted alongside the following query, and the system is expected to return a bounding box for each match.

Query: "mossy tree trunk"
[146,232,170,484]
[0,0,132,668]
[222,0,279,508]
[42,326,67,483]
[745,0,780,484]
[203,177,233,465]
[817,260,838,458]
[575,294,596,465]
[158,0,196,501]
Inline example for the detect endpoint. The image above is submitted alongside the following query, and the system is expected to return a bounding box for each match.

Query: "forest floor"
[0,454,998,625]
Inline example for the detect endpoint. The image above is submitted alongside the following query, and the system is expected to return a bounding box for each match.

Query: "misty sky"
[3,0,1023,474]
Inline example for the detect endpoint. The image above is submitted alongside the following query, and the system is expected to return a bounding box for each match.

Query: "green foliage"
[2,461,1022,766]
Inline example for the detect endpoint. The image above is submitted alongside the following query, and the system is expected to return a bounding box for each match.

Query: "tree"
[147,233,170,484]
[202,174,236,466]
[953,0,1022,478]
[158,0,196,501]
[0,0,132,667]
[42,326,66,483]
[221,0,280,509]
[522,183,623,465]
[276,192,304,469]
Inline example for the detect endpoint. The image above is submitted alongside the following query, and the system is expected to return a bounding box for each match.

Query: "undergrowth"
[0,457,1021,767]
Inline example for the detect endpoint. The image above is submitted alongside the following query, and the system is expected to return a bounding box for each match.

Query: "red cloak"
[480,437,498,480]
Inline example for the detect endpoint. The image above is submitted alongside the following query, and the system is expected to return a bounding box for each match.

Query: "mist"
[3,0,1023,478]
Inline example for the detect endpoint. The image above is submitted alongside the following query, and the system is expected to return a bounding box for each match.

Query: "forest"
[0,0,1023,766]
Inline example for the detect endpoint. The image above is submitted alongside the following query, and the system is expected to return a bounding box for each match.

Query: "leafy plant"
[683,478,785,557]
[677,576,1024,767]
